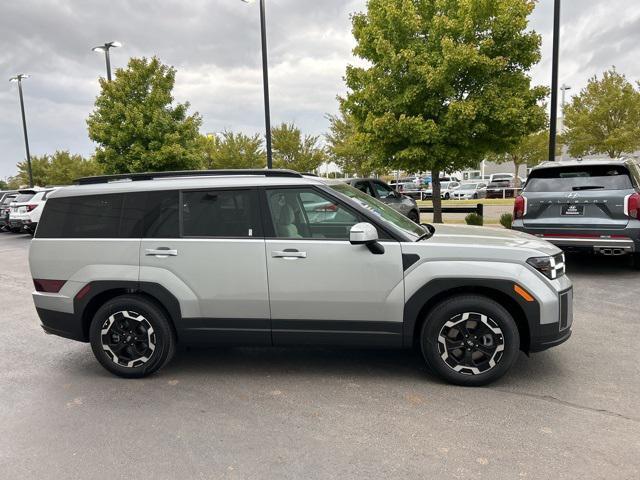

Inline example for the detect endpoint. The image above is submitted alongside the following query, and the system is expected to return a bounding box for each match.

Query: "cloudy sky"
[1,0,640,179]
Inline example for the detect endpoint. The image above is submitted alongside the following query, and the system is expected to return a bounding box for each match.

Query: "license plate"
[561,204,584,216]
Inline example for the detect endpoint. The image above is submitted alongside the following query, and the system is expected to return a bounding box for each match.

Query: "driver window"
[266,188,361,240]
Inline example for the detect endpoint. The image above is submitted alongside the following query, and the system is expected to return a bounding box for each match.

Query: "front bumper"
[530,287,573,352]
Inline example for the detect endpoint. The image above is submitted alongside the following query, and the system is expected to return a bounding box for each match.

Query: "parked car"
[486,179,517,198]
[8,189,42,233]
[451,182,487,200]
[10,188,58,235]
[388,178,417,193]
[490,173,514,183]
[0,192,17,231]
[345,178,421,223]
[512,159,640,265]
[29,169,572,386]
[423,181,461,200]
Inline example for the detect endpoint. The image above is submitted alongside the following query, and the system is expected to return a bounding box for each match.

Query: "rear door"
[139,188,271,345]
[523,164,636,230]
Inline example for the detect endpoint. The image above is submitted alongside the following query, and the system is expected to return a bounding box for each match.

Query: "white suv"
[10,188,58,234]
[29,170,573,386]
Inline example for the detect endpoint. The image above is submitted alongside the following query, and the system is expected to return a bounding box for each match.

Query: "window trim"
[179,187,265,240]
[259,185,398,242]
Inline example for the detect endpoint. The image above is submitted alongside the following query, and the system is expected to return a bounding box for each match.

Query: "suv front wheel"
[420,295,520,386]
[89,295,176,378]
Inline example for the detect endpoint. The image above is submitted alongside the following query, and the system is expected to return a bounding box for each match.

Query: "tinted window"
[353,181,374,196]
[182,189,261,237]
[372,181,394,198]
[37,191,180,239]
[525,165,633,192]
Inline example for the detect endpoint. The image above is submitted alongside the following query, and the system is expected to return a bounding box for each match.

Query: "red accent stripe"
[75,284,92,300]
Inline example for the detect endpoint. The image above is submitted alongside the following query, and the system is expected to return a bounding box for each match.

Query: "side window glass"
[266,188,360,240]
[182,189,261,237]
[143,191,180,238]
[39,194,123,238]
[373,181,393,199]
[354,182,374,196]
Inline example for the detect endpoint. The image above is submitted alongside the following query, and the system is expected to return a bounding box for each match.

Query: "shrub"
[465,213,483,226]
[500,213,513,229]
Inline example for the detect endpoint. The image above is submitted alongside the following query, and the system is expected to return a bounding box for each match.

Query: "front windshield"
[460,184,478,190]
[330,182,426,240]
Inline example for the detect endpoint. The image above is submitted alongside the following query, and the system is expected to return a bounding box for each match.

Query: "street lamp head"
[9,74,29,82]
[92,41,122,53]
[241,0,256,4]
[92,46,106,52]
[109,41,122,48]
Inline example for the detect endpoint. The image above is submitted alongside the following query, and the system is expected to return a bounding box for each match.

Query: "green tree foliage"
[272,123,327,173]
[489,129,551,186]
[87,57,203,174]
[326,111,381,177]
[9,151,103,187]
[0,180,7,190]
[564,69,640,158]
[200,132,266,169]
[343,0,547,222]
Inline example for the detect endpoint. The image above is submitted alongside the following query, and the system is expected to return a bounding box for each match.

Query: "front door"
[139,188,271,345]
[263,186,405,347]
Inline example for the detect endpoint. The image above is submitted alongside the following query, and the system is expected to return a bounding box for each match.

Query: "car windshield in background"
[329,182,426,240]
[459,184,480,190]
[14,193,35,203]
[525,165,633,192]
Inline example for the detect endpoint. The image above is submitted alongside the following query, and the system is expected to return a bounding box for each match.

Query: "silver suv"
[29,170,573,386]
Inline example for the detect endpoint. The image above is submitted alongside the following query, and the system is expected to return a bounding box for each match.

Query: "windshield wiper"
[417,223,435,241]
[572,185,604,191]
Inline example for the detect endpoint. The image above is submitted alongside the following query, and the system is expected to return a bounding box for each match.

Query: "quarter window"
[182,189,261,237]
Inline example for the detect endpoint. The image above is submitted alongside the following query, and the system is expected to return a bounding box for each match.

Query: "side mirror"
[350,223,384,255]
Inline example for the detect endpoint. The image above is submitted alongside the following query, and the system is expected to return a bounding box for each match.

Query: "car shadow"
[564,251,638,275]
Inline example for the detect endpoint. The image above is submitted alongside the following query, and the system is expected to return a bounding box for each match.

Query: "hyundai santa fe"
[29,169,573,386]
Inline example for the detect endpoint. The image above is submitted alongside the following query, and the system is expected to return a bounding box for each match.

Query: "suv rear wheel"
[89,295,176,378]
[420,295,520,386]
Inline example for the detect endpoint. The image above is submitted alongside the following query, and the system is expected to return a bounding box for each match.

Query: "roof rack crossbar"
[74,169,303,185]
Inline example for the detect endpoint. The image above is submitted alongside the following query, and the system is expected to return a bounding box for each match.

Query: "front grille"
[559,289,572,331]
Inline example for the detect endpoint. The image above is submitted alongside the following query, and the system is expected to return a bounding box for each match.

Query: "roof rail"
[74,169,303,185]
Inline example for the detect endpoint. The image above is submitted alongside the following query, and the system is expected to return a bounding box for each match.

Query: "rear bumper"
[36,307,86,342]
[513,224,639,253]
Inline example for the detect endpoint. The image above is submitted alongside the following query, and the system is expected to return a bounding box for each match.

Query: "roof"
[533,158,633,170]
[51,170,326,199]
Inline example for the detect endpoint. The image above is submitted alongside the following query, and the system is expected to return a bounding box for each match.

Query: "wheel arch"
[77,281,181,341]
[403,279,536,352]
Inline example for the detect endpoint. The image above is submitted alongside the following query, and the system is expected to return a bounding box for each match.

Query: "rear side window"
[14,193,35,203]
[182,189,261,237]
[37,191,180,239]
[525,165,634,192]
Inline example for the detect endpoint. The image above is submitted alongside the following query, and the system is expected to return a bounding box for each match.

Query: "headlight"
[527,253,565,279]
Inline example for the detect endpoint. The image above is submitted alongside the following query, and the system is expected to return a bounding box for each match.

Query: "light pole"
[560,84,571,160]
[9,74,33,188]
[92,41,122,81]
[548,0,561,162]
[241,0,273,169]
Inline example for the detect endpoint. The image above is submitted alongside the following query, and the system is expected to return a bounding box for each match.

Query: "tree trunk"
[432,170,443,224]
[513,156,522,188]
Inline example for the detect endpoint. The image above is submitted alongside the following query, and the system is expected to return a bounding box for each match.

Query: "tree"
[272,123,327,173]
[9,151,103,187]
[0,180,8,190]
[326,110,382,177]
[343,0,547,222]
[564,69,640,158]
[489,130,552,187]
[200,132,266,169]
[87,57,203,174]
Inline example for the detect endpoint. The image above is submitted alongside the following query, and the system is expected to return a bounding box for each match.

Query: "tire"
[408,210,420,224]
[89,295,176,378]
[420,295,520,386]
[444,193,450,200]
[473,193,478,199]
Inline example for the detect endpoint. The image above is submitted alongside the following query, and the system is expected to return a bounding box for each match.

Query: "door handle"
[145,248,178,258]
[272,249,307,259]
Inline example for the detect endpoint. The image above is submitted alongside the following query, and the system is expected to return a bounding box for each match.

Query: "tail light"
[315,203,338,213]
[33,279,66,293]
[26,204,38,212]
[624,193,640,219]
[514,195,527,219]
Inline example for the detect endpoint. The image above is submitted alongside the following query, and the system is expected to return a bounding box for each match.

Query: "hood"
[428,224,561,256]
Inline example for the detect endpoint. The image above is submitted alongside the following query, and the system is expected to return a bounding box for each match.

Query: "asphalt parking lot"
[1,233,639,479]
